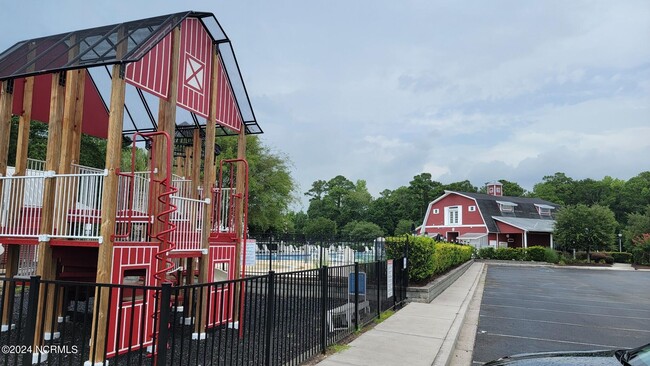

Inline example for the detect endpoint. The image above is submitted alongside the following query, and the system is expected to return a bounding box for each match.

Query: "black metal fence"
[0,257,407,366]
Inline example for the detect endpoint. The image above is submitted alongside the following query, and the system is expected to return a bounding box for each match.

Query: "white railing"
[26,158,46,174]
[0,175,47,237]
[50,170,108,240]
[172,178,196,199]
[17,245,38,277]
[71,164,104,175]
[170,195,208,252]
[211,188,234,233]
[117,173,151,222]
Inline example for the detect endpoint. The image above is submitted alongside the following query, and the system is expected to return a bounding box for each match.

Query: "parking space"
[473,265,650,364]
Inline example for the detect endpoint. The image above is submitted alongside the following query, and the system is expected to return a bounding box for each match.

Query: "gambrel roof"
[422,190,560,234]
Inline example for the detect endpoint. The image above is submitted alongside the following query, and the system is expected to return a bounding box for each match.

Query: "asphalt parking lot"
[472,265,650,364]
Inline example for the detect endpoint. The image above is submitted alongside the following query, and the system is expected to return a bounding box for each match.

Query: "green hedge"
[477,246,559,263]
[386,236,435,282]
[386,236,473,282]
[432,243,473,275]
[604,252,632,263]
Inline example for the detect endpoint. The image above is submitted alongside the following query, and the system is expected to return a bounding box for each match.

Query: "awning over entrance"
[457,233,488,240]
[492,217,555,233]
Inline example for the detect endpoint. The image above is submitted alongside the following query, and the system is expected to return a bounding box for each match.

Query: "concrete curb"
[432,263,485,366]
[449,265,487,366]
[407,260,474,303]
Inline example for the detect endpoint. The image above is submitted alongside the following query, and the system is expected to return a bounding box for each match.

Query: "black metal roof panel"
[0,11,262,136]
[0,12,191,80]
[456,192,560,233]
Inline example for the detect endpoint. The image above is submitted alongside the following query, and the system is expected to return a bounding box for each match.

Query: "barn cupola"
[486,181,503,196]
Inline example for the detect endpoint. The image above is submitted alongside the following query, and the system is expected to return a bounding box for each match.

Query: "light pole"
[618,233,623,252]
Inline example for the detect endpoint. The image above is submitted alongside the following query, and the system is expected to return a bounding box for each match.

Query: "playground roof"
[0,11,261,137]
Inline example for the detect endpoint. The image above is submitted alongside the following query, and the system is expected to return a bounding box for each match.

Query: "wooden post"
[196,48,218,336]
[174,156,184,177]
[14,77,33,176]
[88,64,126,364]
[232,119,247,321]
[0,79,16,329]
[0,79,14,197]
[33,71,66,347]
[152,26,180,279]
[191,128,201,190]
[59,69,85,173]
[183,146,192,180]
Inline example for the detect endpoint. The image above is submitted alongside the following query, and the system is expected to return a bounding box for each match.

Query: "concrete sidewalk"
[318,262,485,366]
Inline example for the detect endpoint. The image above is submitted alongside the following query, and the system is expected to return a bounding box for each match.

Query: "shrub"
[631,234,650,265]
[494,247,526,261]
[544,248,560,264]
[478,247,495,259]
[526,246,546,262]
[604,256,615,265]
[605,252,632,263]
[590,252,608,262]
[386,236,435,282]
[574,251,587,260]
[386,236,473,282]
[432,243,473,275]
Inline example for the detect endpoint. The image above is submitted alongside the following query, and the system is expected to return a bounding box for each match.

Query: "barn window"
[214,262,230,282]
[535,204,555,217]
[433,208,440,214]
[445,206,461,225]
[468,206,476,212]
[496,200,517,213]
[122,268,147,302]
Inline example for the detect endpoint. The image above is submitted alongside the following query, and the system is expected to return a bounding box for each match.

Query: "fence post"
[22,275,41,366]
[375,260,381,319]
[268,236,273,272]
[320,265,328,354]
[354,262,359,331]
[264,271,275,366]
[404,235,410,289]
[319,243,324,268]
[155,283,172,366]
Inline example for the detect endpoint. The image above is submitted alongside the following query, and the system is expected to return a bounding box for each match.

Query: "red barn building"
[419,182,560,249]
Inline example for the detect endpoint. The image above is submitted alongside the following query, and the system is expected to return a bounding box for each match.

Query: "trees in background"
[294,171,650,242]
[553,204,617,257]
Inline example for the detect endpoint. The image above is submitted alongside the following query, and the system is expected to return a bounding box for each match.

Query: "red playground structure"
[0,11,259,363]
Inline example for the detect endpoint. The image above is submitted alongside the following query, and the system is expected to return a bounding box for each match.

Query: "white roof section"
[496,200,518,206]
[492,217,555,232]
[457,233,488,240]
[534,204,556,210]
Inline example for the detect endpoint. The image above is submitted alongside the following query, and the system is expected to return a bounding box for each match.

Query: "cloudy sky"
[2,1,649,210]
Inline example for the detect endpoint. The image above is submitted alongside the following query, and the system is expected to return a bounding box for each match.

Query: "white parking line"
[482,333,625,349]
[482,303,650,321]
[481,294,650,313]
[480,314,650,334]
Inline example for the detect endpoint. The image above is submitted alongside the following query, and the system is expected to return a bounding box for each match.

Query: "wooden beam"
[14,77,33,176]
[0,79,16,329]
[152,26,181,278]
[33,71,66,346]
[231,117,247,323]
[88,64,126,363]
[0,80,14,184]
[196,47,218,336]
[60,69,85,172]
[192,128,201,194]
[183,146,192,179]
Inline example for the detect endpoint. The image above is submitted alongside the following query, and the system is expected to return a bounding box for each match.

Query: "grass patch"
[328,344,351,353]
[374,309,395,325]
